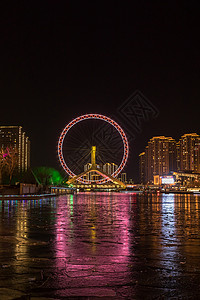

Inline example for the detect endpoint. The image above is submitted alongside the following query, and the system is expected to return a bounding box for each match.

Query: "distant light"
[161,176,174,184]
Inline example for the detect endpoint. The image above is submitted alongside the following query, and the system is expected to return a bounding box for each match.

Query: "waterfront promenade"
[0,192,200,299]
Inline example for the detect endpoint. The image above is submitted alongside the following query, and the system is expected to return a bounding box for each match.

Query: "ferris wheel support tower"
[66,146,126,188]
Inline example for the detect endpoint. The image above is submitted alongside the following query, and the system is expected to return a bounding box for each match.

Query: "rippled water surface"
[1,192,200,299]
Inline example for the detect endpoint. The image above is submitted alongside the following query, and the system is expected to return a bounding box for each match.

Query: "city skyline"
[140,132,200,184]
[1,2,200,181]
[1,123,200,184]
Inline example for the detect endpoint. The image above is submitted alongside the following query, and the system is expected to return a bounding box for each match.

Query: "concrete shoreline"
[0,193,56,200]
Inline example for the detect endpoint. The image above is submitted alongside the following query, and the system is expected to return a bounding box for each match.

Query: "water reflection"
[54,192,134,291]
[1,193,200,298]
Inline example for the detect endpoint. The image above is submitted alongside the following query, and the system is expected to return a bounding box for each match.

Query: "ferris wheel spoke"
[58,114,129,184]
[62,146,91,151]
[71,153,91,173]
[96,154,107,166]
[64,131,88,145]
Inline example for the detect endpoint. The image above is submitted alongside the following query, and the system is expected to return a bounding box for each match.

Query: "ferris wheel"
[58,114,129,184]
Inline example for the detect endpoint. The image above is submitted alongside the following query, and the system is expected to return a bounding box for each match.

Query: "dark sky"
[1,1,200,181]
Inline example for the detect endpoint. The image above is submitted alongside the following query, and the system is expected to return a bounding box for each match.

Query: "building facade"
[120,172,127,183]
[139,152,145,184]
[102,163,118,175]
[140,136,177,184]
[140,133,200,184]
[82,162,118,183]
[83,163,101,182]
[110,163,118,174]
[179,133,200,172]
[103,163,111,175]
[0,126,30,172]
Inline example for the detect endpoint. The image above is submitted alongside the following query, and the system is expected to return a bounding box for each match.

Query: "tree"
[0,148,8,184]
[4,147,19,184]
[32,167,64,186]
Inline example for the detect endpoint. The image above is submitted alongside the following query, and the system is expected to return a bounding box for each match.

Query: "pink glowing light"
[57,114,129,184]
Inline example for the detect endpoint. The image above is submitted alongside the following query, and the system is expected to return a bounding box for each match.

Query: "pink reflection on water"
[55,195,73,266]
[54,192,135,288]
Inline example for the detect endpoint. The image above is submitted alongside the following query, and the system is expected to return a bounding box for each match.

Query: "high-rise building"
[139,152,145,184]
[84,163,92,172]
[179,133,200,172]
[176,141,181,171]
[0,126,30,172]
[140,133,200,185]
[120,172,127,183]
[143,136,177,183]
[111,163,118,174]
[102,163,118,175]
[144,145,152,184]
[103,163,111,175]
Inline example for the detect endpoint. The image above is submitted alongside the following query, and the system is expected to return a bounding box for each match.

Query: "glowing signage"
[161,176,175,185]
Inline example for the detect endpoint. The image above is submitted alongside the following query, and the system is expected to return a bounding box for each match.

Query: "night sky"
[1,1,199,181]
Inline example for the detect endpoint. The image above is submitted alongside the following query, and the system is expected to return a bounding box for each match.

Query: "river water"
[0,192,200,299]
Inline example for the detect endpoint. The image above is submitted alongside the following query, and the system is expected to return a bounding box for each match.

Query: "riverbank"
[0,193,56,200]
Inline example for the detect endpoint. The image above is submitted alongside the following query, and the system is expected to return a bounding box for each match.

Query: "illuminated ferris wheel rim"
[57,113,129,184]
